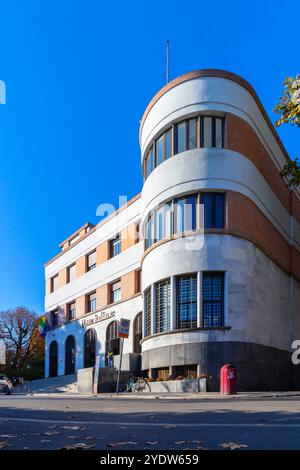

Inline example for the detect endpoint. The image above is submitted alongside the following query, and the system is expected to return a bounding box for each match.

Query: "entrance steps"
[29,374,77,394]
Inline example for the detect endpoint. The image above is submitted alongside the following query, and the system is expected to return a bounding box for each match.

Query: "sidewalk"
[30,390,300,400]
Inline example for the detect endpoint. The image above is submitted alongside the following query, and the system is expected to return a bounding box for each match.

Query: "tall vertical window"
[156,128,173,164]
[146,146,155,177]
[110,234,121,258]
[156,135,164,166]
[174,194,197,234]
[110,280,121,303]
[87,292,97,313]
[51,309,59,328]
[165,129,172,159]
[155,279,171,333]
[144,287,152,337]
[201,116,224,148]
[176,122,186,153]
[68,302,76,321]
[145,213,154,250]
[188,119,197,149]
[87,250,96,271]
[67,264,76,283]
[176,274,197,329]
[202,272,224,327]
[201,193,225,229]
[51,275,59,292]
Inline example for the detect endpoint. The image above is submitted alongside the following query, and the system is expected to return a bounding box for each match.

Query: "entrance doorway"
[49,340,58,377]
[65,335,76,375]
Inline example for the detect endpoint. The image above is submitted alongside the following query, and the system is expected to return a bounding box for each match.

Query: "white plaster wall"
[141,234,300,353]
[140,148,300,247]
[45,242,143,311]
[45,295,142,377]
[140,76,298,191]
[45,197,141,279]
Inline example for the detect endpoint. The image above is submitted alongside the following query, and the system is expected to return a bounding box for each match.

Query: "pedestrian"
[107,351,114,368]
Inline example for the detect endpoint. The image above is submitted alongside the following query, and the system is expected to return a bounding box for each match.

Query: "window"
[110,280,121,304]
[68,302,76,321]
[143,192,225,250]
[155,279,171,333]
[155,367,170,380]
[67,264,76,283]
[110,234,121,258]
[135,269,141,293]
[201,116,224,148]
[201,193,225,229]
[174,194,197,234]
[87,250,96,271]
[188,119,197,149]
[173,364,197,379]
[156,128,172,165]
[51,309,59,328]
[144,287,151,337]
[176,274,197,329]
[51,275,59,292]
[84,329,96,368]
[133,312,142,353]
[87,292,97,313]
[143,115,224,181]
[145,213,154,250]
[175,121,186,153]
[202,272,224,327]
[146,146,155,178]
[106,321,120,361]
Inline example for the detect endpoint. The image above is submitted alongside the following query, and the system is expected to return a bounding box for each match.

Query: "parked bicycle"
[119,376,151,393]
[0,375,12,395]
[0,375,31,395]
[12,377,31,395]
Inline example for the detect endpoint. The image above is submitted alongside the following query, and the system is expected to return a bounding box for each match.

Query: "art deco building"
[44,70,300,391]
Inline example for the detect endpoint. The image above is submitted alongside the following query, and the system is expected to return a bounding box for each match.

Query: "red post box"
[220,364,237,395]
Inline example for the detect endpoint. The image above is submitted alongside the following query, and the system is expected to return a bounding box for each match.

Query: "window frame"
[110,234,121,258]
[155,278,171,334]
[67,263,76,283]
[87,250,97,272]
[202,271,225,327]
[110,279,121,304]
[87,291,97,314]
[175,273,198,330]
[143,115,224,181]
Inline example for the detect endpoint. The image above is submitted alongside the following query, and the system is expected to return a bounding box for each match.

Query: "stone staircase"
[29,374,77,394]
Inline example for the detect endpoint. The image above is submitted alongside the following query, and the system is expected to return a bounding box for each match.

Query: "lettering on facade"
[80,310,115,328]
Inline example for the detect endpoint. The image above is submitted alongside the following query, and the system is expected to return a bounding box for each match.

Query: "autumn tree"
[274,75,300,187]
[0,306,44,370]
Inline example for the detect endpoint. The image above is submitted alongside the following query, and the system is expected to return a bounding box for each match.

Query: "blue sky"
[0,0,298,314]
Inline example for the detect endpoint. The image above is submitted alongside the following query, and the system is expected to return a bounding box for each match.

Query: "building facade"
[44,69,300,391]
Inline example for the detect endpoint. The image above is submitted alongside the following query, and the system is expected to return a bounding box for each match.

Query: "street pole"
[116,337,124,395]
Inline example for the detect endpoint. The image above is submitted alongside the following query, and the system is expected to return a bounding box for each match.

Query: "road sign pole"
[116,337,124,395]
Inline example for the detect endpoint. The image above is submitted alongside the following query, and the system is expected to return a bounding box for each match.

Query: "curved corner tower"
[139,69,300,391]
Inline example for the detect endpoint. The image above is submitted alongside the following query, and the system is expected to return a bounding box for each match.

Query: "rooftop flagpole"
[166,40,170,83]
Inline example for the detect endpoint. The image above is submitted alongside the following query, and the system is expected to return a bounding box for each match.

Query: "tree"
[274,75,300,187]
[0,306,44,370]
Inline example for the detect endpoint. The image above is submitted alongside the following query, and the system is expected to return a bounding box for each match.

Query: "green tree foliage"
[274,75,300,187]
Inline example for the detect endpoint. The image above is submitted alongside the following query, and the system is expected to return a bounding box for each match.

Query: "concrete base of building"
[142,341,300,392]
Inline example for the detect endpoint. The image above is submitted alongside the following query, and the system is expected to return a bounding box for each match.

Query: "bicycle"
[119,376,151,393]
[12,378,31,395]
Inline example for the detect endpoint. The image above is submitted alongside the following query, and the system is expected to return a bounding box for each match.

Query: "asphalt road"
[1,394,300,450]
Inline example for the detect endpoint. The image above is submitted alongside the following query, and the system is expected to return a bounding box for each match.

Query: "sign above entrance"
[119,318,130,339]
[81,310,115,328]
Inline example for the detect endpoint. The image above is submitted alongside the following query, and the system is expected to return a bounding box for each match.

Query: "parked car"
[0,374,13,395]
